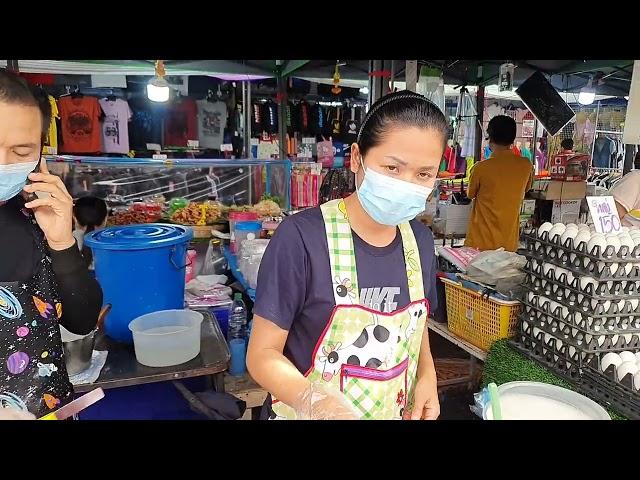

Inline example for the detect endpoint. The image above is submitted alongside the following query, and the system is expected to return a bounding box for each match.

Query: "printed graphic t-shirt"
[164,98,198,147]
[59,96,103,154]
[253,207,438,375]
[128,97,166,149]
[196,100,227,150]
[98,98,133,154]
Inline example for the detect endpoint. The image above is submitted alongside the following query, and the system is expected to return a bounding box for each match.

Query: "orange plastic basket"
[441,278,521,352]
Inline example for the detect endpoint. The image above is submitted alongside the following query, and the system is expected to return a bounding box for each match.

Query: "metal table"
[73,310,230,394]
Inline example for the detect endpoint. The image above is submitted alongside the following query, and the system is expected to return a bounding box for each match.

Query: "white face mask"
[0,160,39,202]
[356,163,433,226]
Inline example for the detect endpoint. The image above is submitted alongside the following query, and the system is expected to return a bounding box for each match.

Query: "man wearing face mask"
[0,70,102,420]
[247,91,444,420]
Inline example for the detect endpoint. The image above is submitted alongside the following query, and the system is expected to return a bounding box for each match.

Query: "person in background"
[560,138,574,153]
[465,115,534,252]
[610,151,640,228]
[0,69,102,420]
[73,196,108,271]
[247,91,443,420]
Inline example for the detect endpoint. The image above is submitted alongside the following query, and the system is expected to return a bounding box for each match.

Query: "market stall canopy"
[290,60,634,97]
[0,60,275,80]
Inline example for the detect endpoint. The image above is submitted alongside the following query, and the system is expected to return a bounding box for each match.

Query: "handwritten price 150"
[599,214,621,234]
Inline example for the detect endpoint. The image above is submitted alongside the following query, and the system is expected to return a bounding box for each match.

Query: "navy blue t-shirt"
[254,207,438,375]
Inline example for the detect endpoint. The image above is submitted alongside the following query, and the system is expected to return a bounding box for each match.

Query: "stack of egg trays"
[522,261,640,336]
[579,355,640,420]
[520,228,640,280]
[509,321,585,384]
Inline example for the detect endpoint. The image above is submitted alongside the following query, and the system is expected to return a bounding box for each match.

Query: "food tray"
[524,259,640,301]
[522,229,640,264]
[521,277,640,321]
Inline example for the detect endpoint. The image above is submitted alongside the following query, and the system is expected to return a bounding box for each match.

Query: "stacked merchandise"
[514,222,640,418]
[291,162,322,208]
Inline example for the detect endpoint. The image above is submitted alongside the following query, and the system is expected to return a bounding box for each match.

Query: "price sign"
[220,144,234,152]
[187,140,200,148]
[587,196,622,234]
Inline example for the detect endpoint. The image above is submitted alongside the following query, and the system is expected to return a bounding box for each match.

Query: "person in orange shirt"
[465,115,533,252]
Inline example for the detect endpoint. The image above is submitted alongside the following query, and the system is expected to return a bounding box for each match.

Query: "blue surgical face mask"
[0,159,40,202]
[356,162,433,226]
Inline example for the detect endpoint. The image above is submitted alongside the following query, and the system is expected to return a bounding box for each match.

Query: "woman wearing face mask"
[0,70,102,420]
[247,91,445,420]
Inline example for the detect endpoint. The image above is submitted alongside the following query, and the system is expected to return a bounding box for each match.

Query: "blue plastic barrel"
[85,224,193,343]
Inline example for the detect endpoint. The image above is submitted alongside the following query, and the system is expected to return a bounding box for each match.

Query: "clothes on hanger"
[99,97,133,154]
[43,95,59,154]
[593,134,616,168]
[164,97,198,147]
[196,99,227,150]
[58,95,103,154]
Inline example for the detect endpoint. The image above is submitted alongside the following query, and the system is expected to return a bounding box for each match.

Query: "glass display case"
[45,156,292,211]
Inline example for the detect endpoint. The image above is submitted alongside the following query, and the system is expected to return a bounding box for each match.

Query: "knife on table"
[39,388,105,420]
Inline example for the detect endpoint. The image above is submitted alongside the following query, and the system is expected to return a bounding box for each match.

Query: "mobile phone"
[24,161,51,202]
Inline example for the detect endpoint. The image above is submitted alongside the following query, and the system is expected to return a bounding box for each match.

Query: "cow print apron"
[0,202,73,418]
[271,199,429,420]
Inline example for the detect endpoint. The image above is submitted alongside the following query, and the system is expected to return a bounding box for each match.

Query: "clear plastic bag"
[292,383,359,420]
[200,240,227,276]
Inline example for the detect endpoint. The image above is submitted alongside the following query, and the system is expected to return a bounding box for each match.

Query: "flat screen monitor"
[515,71,575,136]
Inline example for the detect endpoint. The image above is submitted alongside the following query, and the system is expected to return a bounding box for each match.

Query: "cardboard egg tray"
[524,259,640,301]
[522,277,640,324]
[521,231,640,282]
[522,229,640,264]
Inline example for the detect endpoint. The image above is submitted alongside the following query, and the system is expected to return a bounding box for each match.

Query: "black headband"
[356,91,433,144]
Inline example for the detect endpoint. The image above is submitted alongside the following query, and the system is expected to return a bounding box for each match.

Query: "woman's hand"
[407,376,440,420]
[23,158,75,251]
[0,407,35,420]
[294,383,359,420]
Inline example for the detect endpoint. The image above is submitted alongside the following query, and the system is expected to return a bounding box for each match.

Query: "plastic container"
[228,293,248,376]
[229,212,259,253]
[128,309,203,367]
[85,224,193,342]
[441,277,521,352]
[210,303,232,338]
[233,221,263,253]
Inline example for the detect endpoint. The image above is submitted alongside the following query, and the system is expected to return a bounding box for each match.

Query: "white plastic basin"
[128,310,203,367]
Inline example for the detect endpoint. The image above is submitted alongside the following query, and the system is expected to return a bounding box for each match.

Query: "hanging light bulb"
[578,76,596,105]
[147,60,170,102]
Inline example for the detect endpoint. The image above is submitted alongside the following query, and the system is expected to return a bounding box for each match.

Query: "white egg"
[538,222,553,238]
[542,263,555,277]
[617,300,627,312]
[566,223,578,230]
[617,361,639,380]
[527,291,535,303]
[548,224,566,242]
[635,352,640,364]
[632,236,640,246]
[578,223,589,230]
[579,276,597,293]
[561,307,570,319]
[560,229,578,247]
[605,235,622,255]
[597,336,607,347]
[574,311,583,325]
[630,299,639,310]
[554,267,568,282]
[602,353,622,372]
[619,236,635,255]
[587,234,606,257]
[622,263,634,276]
[573,230,592,249]
[598,261,618,275]
[634,371,640,391]
[624,334,633,344]
[619,351,637,364]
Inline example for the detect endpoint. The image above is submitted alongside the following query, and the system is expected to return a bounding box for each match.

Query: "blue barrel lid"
[235,221,262,231]
[84,224,194,251]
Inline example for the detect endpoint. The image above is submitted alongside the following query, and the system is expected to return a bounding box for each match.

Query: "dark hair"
[635,150,640,170]
[561,138,574,150]
[487,115,517,146]
[0,69,51,143]
[357,90,448,157]
[74,196,108,268]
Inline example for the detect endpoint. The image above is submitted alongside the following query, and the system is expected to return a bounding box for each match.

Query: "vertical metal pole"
[474,85,485,163]
[241,81,248,157]
[390,60,396,92]
[531,119,539,173]
[590,101,601,169]
[406,61,418,93]
[246,81,252,159]
[277,74,287,160]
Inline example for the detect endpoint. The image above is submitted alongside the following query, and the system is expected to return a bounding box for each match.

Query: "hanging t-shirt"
[343,117,359,146]
[164,98,198,147]
[196,100,227,150]
[98,98,133,154]
[128,97,166,150]
[59,96,103,154]
[43,95,59,154]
